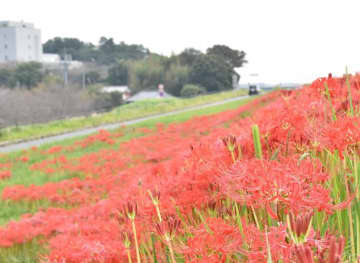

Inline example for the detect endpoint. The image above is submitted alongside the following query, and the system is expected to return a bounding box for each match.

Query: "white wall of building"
[0,26,16,62]
[0,21,42,63]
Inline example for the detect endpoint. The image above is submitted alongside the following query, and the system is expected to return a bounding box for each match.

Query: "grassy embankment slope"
[0,94,259,226]
[0,89,247,145]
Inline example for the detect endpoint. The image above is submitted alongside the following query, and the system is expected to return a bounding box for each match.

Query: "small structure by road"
[128,90,173,102]
[101,86,131,100]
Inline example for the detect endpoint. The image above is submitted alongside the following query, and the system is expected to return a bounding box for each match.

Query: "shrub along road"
[0,95,250,153]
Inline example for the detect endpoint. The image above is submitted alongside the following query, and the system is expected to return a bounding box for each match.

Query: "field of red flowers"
[1,74,360,262]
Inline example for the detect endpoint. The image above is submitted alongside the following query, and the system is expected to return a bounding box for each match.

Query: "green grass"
[0,89,247,144]
[0,239,46,263]
[0,95,257,226]
[129,97,253,128]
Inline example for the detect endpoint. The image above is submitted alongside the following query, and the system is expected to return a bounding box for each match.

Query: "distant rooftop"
[0,21,35,29]
[102,86,130,93]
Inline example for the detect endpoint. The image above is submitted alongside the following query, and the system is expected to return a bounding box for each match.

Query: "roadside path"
[0,95,249,153]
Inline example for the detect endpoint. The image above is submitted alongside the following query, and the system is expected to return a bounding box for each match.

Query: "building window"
[3,34,6,39]
[28,34,31,39]
[28,45,32,50]
[4,56,8,61]
[4,44,7,49]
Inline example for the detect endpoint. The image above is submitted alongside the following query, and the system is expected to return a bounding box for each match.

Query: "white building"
[42,53,61,63]
[0,21,42,63]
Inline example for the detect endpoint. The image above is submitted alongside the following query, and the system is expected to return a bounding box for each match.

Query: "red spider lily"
[0,170,11,180]
[154,214,181,239]
[217,157,334,215]
[0,163,12,169]
[325,236,345,263]
[45,233,128,263]
[182,217,243,260]
[122,201,138,220]
[293,234,345,263]
[1,75,360,262]
[74,129,117,148]
[187,254,227,263]
[47,146,63,154]
[19,156,29,162]
[288,211,313,243]
[294,244,314,263]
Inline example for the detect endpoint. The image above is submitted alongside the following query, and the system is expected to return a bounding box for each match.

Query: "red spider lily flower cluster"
[0,162,12,180]
[0,74,360,262]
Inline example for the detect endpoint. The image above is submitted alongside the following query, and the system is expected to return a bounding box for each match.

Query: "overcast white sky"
[2,0,360,83]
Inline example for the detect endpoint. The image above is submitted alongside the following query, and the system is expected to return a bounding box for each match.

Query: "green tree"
[75,44,97,62]
[43,37,64,53]
[206,45,247,69]
[178,48,203,66]
[43,37,92,61]
[107,62,129,86]
[86,71,101,85]
[97,37,149,65]
[97,37,117,65]
[189,55,233,92]
[0,68,13,87]
[164,64,189,96]
[128,55,166,93]
[118,43,149,60]
[43,36,150,65]
[99,37,116,54]
[14,62,43,89]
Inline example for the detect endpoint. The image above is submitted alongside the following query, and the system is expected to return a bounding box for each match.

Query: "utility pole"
[82,71,86,89]
[62,54,71,88]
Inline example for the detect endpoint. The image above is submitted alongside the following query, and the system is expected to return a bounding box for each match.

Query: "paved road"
[0,95,250,153]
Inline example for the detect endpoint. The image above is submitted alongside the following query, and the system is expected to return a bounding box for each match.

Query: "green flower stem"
[324,82,337,121]
[131,219,142,263]
[346,67,354,116]
[252,124,263,159]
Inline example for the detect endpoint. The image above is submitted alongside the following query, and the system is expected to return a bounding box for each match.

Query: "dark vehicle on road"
[249,85,259,95]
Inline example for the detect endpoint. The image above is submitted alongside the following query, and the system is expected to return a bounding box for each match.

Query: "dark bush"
[108,92,123,107]
[180,84,207,98]
[164,64,189,97]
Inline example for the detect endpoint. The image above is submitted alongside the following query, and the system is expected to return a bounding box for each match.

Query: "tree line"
[43,37,247,95]
[0,62,43,89]
[43,37,150,65]
[107,45,247,96]
[0,36,247,97]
